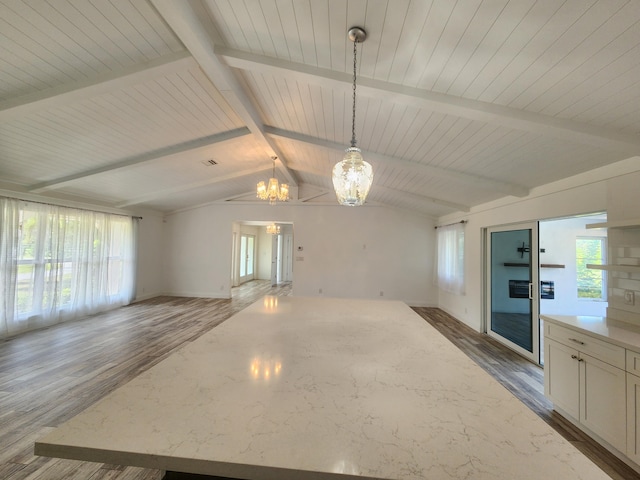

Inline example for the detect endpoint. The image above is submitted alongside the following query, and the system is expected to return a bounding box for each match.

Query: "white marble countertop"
[541,313,640,352]
[36,297,611,479]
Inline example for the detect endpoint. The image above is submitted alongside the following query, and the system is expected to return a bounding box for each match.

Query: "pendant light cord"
[351,37,358,148]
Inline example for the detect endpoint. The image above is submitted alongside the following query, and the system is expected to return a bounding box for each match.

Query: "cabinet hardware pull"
[578,358,584,362]
[569,338,585,345]
[571,354,578,359]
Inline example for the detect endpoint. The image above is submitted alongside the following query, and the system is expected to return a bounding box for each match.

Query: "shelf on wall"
[503,263,565,268]
[586,219,640,229]
[587,263,640,272]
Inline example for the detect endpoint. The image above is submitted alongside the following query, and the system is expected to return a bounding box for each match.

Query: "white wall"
[161,203,436,306]
[134,211,166,301]
[436,157,640,331]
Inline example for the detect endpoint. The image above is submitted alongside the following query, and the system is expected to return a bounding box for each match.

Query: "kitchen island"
[36,297,611,479]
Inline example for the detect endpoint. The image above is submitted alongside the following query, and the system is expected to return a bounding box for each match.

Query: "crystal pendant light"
[332,27,373,206]
[257,157,289,205]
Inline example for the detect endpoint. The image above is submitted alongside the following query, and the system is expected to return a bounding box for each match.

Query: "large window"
[436,222,465,295]
[576,237,606,300]
[1,198,136,338]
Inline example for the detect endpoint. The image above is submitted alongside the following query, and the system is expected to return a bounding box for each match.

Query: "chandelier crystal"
[257,157,289,205]
[332,26,373,207]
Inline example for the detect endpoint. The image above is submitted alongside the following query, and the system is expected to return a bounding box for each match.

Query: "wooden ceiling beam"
[218,46,640,155]
[29,128,251,193]
[115,166,268,208]
[0,51,194,122]
[264,125,528,198]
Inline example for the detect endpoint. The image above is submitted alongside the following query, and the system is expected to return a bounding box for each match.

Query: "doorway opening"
[484,213,607,364]
[231,221,294,294]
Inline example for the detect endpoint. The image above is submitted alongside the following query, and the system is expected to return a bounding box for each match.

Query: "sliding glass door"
[486,223,540,363]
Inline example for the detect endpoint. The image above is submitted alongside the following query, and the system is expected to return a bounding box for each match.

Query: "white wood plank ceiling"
[1,0,639,217]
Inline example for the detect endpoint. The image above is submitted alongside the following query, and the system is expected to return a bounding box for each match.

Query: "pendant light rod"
[348,27,366,148]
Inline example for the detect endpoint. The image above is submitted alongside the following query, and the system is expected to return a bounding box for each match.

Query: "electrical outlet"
[379,291,384,297]
[624,290,635,305]
[318,288,323,294]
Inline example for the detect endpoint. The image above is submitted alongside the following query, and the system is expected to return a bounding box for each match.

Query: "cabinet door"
[627,373,640,463]
[544,338,579,419]
[580,353,626,452]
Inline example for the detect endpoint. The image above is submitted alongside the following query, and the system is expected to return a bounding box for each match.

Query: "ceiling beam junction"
[149,0,298,188]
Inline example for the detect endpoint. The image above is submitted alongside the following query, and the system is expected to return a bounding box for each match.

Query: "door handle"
[528,282,533,300]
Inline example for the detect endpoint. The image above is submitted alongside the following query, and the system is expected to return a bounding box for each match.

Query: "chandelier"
[257,157,289,205]
[332,27,373,207]
[266,223,280,235]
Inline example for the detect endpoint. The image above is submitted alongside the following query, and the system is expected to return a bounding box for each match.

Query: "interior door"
[486,222,540,363]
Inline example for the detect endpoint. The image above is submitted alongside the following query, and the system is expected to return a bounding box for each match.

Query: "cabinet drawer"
[545,322,625,369]
[627,350,640,375]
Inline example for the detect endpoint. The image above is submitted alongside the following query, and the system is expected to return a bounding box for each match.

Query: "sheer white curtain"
[0,198,136,338]
[0,197,20,337]
[436,222,465,295]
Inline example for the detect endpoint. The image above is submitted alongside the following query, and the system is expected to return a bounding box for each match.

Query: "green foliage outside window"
[576,237,605,299]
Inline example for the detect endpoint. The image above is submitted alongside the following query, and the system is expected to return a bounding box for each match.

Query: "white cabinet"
[627,350,640,464]
[544,338,579,419]
[544,324,626,453]
[580,352,626,451]
[627,371,640,464]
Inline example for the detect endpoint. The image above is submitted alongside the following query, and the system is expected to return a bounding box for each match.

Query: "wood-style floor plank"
[1,285,636,479]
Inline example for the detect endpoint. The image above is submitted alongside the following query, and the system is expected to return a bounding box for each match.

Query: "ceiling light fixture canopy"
[332,26,373,207]
[257,157,289,205]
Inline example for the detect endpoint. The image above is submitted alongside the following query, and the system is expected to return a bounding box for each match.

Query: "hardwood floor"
[1,285,635,479]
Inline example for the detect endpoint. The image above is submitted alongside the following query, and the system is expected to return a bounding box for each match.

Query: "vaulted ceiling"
[1,0,639,217]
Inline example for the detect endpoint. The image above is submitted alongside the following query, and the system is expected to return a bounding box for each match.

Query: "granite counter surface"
[541,313,640,352]
[37,297,611,479]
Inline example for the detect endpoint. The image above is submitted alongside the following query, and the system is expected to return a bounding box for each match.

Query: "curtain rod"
[434,220,467,229]
[0,195,142,220]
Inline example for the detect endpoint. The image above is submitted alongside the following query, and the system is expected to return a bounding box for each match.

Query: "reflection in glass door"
[239,234,255,284]
[486,223,540,363]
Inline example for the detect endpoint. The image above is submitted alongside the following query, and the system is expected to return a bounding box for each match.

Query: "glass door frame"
[239,234,256,284]
[485,222,540,364]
